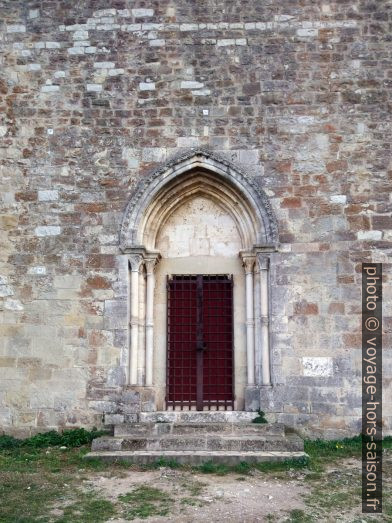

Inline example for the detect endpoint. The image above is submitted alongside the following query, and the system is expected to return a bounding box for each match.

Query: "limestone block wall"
[0,0,391,437]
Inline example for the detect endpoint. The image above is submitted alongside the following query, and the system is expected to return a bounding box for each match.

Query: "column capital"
[256,253,270,271]
[144,253,161,275]
[128,253,144,272]
[240,251,256,274]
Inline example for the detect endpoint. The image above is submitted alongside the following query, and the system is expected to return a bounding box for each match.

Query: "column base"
[245,385,281,413]
[244,386,261,411]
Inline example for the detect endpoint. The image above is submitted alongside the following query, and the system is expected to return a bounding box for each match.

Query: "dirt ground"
[79,454,391,522]
[2,443,390,522]
[86,467,307,522]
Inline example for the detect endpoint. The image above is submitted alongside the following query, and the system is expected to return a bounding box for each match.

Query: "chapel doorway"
[166,274,234,411]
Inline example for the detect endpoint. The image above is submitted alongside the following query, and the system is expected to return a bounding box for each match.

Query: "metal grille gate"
[166,275,234,411]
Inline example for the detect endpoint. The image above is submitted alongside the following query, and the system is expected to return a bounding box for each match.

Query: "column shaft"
[128,254,143,385]
[145,256,158,386]
[241,253,256,386]
[258,254,271,386]
[246,271,255,385]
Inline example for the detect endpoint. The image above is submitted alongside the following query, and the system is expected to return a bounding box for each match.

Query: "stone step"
[114,422,285,438]
[139,411,258,424]
[92,433,303,452]
[85,449,308,466]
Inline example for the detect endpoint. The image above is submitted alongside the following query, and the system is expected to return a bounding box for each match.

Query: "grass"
[300,436,392,521]
[0,446,116,523]
[56,494,116,523]
[0,430,391,522]
[181,478,206,496]
[285,509,314,522]
[119,485,173,519]
[0,429,122,523]
[0,428,106,450]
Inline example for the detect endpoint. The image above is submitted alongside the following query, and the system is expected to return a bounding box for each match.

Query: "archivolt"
[120,148,278,251]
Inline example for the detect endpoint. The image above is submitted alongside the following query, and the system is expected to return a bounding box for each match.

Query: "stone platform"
[85,412,307,465]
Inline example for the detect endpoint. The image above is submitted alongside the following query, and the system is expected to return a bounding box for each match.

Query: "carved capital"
[144,254,160,275]
[240,252,256,274]
[128,254,144,272]
[256,253,270,271]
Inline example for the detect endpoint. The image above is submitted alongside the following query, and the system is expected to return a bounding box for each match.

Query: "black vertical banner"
[362,263,382,513]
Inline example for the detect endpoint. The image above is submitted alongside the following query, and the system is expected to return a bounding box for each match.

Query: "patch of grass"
[384,436,392,449]
[305,477,362,516]
[255,456,309,473]
[193,455,309,475]
[0,470,65,522]
[0,428,106,450]
[304,434,362,462]
[0,446,112,475]
[119,485,173,520]
[304,434,392,472]
[0,446,129,522]
[305,435,359,472]
[285,508,313,522]
[233,461,252,475]
[57,493,116,523]
[197,461,230,475]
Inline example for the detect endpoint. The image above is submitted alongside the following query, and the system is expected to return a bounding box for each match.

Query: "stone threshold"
[139,411,259,423]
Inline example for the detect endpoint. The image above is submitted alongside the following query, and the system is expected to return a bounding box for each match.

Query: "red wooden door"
[166,275,234,411]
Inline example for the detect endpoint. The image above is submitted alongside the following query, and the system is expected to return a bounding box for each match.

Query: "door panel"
[166,275,233,411]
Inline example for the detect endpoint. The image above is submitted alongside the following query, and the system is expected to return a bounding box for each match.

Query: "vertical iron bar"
[166,275,170,409]
[196,275,204,411]
[230,275,234,410]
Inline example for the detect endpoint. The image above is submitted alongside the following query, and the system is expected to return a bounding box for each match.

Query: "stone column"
[254,263,262,385]
[241,253,256,386]
[128,254,144,385]
[144,254,160,387]
[257,253,271,386]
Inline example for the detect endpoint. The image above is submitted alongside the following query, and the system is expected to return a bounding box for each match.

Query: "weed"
[252,410,268,424]
[233,461,252,475]
[197,461,229,475]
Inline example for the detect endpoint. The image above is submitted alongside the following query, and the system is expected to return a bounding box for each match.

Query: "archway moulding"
[119,148,277,404]
[119,148,279,253]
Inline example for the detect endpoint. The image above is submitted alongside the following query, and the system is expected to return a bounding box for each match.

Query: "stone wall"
[0,0,391,438]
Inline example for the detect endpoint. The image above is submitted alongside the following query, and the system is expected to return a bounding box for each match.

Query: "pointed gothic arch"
[119,149,278,411]
[120,148,278,252]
